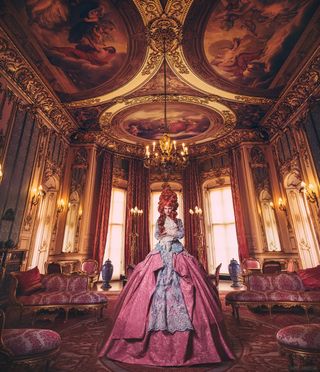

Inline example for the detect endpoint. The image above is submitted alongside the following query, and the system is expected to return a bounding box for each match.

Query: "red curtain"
[92,151,113,269]
[183,160,208,269]
[125,159,150,268]
[231,151,249,262]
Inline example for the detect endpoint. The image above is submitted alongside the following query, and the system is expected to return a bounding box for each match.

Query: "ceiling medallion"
[144,36,189,178]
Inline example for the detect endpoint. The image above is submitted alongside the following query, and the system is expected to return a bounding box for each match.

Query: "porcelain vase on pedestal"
[228,258,242,287]
[101,259,113,290]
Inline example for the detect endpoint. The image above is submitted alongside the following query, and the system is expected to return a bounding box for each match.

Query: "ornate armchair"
[0,309,61,370]
[241,257,261,285]
[81,259,99,289]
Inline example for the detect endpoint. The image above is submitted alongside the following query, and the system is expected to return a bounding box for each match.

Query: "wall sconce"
[278,198,287,212]
[57,199,65,213]
[129,206,143,265]
[130,206,143,216]
[300,182,319,208]
[0,163,3,183]
[78,207,83,219]
[189,206,203,216]
[31,185,45,206]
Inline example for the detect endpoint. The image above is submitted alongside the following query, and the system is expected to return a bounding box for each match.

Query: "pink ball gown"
[99,217,234,366]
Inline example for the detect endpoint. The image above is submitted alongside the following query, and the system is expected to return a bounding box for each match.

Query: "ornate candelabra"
[129,206,143,265]
[189,206,204,265]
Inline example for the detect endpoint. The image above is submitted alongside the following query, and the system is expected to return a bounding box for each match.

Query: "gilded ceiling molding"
[133,0,163,25]
[264,46,320,130]
[99,94,237,142]
[0,28,77,135]
[165,0,194,22]
[68,0,271,108]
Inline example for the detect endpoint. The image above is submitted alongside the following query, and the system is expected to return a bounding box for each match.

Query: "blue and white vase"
[228,258,242,287]
[101,259,113,290]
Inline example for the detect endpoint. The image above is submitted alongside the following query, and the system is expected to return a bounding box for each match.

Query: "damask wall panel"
[305,105,320,179]
[0,107,39,243]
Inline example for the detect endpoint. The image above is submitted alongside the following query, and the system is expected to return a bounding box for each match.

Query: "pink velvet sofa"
[9,273,108,321]
[225,272,320,320]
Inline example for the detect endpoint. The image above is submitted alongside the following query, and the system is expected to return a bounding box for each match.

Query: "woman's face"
[164,205,173,216]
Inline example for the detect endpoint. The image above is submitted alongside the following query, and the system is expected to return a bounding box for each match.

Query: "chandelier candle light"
[144,37,189,175]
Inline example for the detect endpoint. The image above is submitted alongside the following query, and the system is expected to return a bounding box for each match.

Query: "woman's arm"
[154,220,164,240]
[173,219,184,239]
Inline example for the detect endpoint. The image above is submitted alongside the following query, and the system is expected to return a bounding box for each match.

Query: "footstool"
[276,324,320,371]
[1,309,61,370]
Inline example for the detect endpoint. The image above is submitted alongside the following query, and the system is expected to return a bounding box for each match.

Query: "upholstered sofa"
[225,272,320,320]
[8,272,108,321]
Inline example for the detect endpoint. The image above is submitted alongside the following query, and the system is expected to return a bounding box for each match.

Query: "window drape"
[125,159,150,268]
[183,160,208,269]
[92,151,113,269]
[230,153,249,261]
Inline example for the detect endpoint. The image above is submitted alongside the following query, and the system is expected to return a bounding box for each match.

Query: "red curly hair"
[157,184,178,234]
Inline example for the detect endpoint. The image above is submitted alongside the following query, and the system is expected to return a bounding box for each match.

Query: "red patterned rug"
[45,291,319,372]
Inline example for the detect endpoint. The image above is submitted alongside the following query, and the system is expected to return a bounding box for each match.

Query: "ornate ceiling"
[0,0,319,158]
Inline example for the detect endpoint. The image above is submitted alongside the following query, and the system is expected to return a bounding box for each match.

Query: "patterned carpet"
[45,291,320,372]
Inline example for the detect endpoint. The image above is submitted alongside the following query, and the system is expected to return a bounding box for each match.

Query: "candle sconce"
[78,207,83,220]
[189,206,203,216]
[0,163,3,183]
[189,206,204,264]
[278,198,287,212]
[129,206,143,264]
[57,199,65,213]
[269,198,287,212]
[31,185,45,206]
[299,182,319,208]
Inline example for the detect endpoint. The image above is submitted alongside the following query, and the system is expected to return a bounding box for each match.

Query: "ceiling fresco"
[12,0,130,94]
[120,103,212,141]
[203,0,317,89]
[1,0,319,157]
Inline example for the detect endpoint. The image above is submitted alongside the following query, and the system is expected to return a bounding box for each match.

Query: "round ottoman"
[276,324,320,370]
[1,328,61,369]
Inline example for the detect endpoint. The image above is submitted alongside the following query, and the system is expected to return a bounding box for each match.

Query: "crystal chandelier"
[144,38,189,174]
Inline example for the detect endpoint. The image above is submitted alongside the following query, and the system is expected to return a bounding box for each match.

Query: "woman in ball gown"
[99,185,234,366]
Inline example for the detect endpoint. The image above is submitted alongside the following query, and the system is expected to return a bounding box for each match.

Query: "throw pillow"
[14,266,43,295]
[297,265,320,290]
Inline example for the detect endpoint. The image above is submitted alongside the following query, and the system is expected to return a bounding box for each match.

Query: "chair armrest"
[7,275,20,305]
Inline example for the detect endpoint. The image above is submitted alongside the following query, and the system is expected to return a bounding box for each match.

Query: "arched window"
[285,172,320,268]
[204,179,239,275]
[102,187,127,279]
[259,189,281,251]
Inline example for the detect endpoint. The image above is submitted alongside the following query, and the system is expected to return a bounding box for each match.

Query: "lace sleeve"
[174,219,184,239]
[154,220,161,240]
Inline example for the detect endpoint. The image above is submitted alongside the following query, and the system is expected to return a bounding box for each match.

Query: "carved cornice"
[264,46,320,130]
[0,28,77,135]
[201,167,231,183]
[150,171,183,183]
[279,156,302,180]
